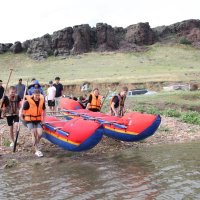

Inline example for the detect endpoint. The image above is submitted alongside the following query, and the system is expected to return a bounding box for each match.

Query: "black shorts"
[48,100,55,107]
[6,115,19,126]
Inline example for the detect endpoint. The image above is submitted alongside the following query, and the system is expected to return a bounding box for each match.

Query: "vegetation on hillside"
[0,44,200,85]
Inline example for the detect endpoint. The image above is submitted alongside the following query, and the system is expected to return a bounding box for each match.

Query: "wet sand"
[0,116,200,168]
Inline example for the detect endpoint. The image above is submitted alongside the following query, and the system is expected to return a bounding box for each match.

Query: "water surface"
[1,142,200,200]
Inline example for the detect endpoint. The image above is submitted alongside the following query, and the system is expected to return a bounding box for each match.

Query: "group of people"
[0,77,63,157]
[0,76,128,157]
[85,86,128,116]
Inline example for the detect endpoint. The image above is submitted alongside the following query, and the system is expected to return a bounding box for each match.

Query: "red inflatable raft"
[60,98,161,142]
[42,116,103,151]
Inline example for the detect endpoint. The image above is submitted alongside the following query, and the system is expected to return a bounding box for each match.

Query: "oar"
[61,109,127,128]
[13,79,29,152]
[0,69,13,118]
[100,90,110,112]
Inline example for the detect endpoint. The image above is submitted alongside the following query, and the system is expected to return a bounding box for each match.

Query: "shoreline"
[1,116,200,169]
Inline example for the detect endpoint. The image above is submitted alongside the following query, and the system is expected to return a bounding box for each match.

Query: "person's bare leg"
[9,125,14,143]
[36,128,43,145]
[30,128,37,151]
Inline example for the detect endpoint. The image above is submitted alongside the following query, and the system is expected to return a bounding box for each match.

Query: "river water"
[1,142,200,200]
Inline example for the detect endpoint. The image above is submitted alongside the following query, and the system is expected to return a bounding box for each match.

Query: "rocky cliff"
[1,19,200,60]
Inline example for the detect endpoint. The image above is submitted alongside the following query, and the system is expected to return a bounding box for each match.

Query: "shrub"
[164,109,181,118]
[179,37,192,45]
[180,111,200,125]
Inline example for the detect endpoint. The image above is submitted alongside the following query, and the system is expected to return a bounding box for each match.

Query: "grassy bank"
[0,43,200,85]
[101,90,200,125]
[128,90,200,125]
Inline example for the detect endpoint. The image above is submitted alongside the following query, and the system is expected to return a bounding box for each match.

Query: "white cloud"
[0,0,199,43]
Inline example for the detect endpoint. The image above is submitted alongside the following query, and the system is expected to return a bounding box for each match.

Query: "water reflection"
[1,142,200,200]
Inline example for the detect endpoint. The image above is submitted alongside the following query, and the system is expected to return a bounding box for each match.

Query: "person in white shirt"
[46,81,56,111]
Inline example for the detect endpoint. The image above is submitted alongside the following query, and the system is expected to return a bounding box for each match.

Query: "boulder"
[52,27,74,56]
[26,34,53,59]
[10,41,23,53]
[71,24,91,54]
[0,43,13,53]
[125,23,155,45]
[96,23,117,50]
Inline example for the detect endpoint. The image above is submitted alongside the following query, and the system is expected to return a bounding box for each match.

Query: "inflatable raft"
[42,116,103,151]
[60,98,161,142]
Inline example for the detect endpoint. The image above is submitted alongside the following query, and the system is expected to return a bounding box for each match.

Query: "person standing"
[15,78,25,99]
[86,88,102,112]
[1,86,21,147]
[53,77,63,111]
[46,81,56,111]
[21,89,46,157]
[110,86,128,117]
[28,80,44,95]
[0,80,4,100]
[0,80,5,118]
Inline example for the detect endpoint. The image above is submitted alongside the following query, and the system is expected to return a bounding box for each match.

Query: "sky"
[0,0,199,43]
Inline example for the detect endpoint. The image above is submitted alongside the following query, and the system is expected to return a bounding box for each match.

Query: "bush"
[180,111,200,125]
[164,109,181,118]
[179,37,192,45]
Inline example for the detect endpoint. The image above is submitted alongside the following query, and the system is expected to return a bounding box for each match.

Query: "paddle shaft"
[100,90,109,112]
[13,79,29,152]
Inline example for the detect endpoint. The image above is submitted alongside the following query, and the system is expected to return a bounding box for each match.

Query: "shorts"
[48,100,55,107]
[26,122,42,130]
[6,115,19,126]
[55,97,61,107]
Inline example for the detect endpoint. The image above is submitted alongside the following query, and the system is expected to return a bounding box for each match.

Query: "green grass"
[121,90,200,125]
[126,90,200,112]
[0,43,200,85]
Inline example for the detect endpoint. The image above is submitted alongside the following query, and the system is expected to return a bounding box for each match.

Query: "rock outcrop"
[1,19,200,59]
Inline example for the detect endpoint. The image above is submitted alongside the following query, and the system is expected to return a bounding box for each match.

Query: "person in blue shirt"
[28,80,44,95]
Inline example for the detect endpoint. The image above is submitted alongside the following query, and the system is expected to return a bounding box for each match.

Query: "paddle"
[100,90,109,112]
[13,79,29,152]
[61,109,127,128]
[0,69,13,118]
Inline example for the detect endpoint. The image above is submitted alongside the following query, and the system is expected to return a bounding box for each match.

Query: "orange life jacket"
[89,93,102,110]
[23,95,44,122]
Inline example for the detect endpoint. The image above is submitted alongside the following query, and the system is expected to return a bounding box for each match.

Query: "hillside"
[0,43,200,86]
[0,19,200,60]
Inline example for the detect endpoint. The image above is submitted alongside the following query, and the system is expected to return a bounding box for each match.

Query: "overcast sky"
[0,0,199,43]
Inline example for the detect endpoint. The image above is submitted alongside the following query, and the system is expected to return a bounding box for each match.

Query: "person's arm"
[1,96,9,118]
[86,94,92,110]
[42,102,46,123]
[111,102,118,116]
[61,84,64,97]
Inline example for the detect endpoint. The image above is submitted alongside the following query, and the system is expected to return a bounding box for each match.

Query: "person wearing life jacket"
[110,86,128,117]
[86,88,102,112]
[21,89,46,157]
[1,86,21,147]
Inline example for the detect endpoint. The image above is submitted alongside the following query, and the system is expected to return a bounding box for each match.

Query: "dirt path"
[0,116,200,168]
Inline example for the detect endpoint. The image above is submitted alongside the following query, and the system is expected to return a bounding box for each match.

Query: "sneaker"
[35,150,43,157]
[10,142,14,147]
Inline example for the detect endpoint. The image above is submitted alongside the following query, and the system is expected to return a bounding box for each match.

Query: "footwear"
[10,142,14,147]
[35,150,43,157]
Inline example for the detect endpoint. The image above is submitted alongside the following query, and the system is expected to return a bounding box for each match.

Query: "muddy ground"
[0,116,200,169]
